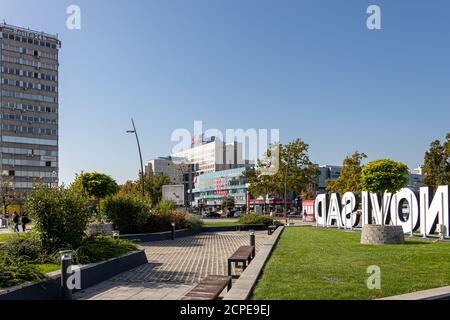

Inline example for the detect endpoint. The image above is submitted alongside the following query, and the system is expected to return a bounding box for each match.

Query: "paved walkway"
[74,231,270,300]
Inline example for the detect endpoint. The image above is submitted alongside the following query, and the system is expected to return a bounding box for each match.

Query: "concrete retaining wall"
[378,286,450,300]
[120,228,197,242]
[0,249,148,300]
[223,226,285,300]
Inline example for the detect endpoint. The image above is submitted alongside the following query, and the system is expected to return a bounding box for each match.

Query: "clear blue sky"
[1,0,449,185]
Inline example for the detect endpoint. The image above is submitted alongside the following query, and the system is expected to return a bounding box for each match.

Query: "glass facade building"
[191,167,248,207]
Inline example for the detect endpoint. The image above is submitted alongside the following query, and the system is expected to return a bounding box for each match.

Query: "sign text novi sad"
[314,186,449,237]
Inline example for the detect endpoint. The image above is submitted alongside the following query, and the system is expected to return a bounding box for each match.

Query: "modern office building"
[191,167,248,208]
[317,165,343,192]
[407,169,423,192]
[0,23,60,197]
[171,138,245,175]
[145,157,197,206]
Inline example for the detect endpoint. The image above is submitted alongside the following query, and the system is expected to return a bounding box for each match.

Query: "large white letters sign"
[314,185,450,237]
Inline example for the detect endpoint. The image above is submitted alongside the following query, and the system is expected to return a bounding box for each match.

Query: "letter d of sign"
[314,194,328,227]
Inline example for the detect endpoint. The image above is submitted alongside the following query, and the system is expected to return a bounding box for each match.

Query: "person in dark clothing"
[12,212,20,232]
[21,214,30,233]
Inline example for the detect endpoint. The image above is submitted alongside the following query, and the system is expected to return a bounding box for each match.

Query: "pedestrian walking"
[12,211,20,233]
[21,213,31,233]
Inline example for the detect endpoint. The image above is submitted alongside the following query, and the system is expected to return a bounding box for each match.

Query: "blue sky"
[1,0,449,184]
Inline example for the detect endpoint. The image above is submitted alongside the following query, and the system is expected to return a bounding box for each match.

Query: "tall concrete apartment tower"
[0,23,60,200]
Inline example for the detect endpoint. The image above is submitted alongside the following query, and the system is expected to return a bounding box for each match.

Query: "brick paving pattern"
[74,231,269,300]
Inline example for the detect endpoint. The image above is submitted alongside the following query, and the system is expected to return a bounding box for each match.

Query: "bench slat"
[228,246,254,260]
[182,276,232,301]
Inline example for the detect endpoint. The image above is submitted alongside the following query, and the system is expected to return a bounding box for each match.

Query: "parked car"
[227,210,241,218]
[206,211,222,218]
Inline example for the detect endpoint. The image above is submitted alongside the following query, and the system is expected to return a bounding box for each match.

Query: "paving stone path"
[74,231,269,300]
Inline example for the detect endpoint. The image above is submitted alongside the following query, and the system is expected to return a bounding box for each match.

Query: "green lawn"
[0,233,15,243]
[252,227,450,300]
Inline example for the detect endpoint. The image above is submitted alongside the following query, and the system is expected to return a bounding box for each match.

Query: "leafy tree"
[361,159,409,225]
[118,180,140,197]
[326,152,367,195]
[143,174,170,207]
[24,185,89,252]
[245,139,319,206]
[72,172,119,201]
[422,134,450,188]
[0,176,17,215]
[101,195,150,234]
[118,174,170,207]
[221,198,235,210]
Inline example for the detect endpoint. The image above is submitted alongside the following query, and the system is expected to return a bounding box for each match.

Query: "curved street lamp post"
[127,118,145,198]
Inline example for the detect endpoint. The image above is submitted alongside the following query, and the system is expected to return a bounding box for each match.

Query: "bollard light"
[171,222,176,240]
[112,230,120,240]
[249,230,256,258]
[59,250,73,300]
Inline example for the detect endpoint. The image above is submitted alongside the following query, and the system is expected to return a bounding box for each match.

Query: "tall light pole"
[127,118,145,198]
[284,160,289,219]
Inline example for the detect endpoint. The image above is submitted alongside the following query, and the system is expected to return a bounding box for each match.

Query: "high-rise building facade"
[171,139,245,175]
[0,24,60,198]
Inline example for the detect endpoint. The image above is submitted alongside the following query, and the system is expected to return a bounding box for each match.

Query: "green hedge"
[101,195,150,234]
[73,236,137,265]
[102,196,203,234]
[238,214,274,226]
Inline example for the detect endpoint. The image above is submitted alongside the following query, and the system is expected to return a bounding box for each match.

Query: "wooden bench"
[227,245,255,278]
[182,275,232,300]
[273,217,288,225]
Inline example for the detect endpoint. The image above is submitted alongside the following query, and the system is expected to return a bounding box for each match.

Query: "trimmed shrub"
[143,211,188,233]
[155,200,176,214]
[0,254,48,289]
[73,236,137,265]
[1,233,54,264]
[185,214,204,231]
[239,214,273,226]
[101,195,150,234]
[24,185,90,252]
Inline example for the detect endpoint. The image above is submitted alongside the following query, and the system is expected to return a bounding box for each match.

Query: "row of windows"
[4,170,57,178]
[1,90,58,103]
[1,102,58,114]
[2,124,57,136]
[2,158,57,167]
[0,32,58,49]
[1,43,57,60]
[2,113,57,125]
[0,55,57,71]
[2,66,57,81]
[2,77,57,92]
[1,147,57,157]
[13,182,34,189]
[2,135,58,146]
[11,182,57,189]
